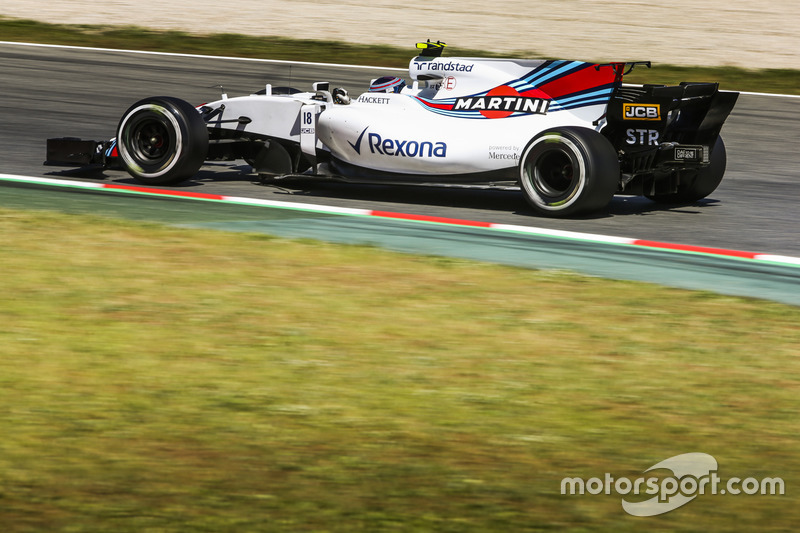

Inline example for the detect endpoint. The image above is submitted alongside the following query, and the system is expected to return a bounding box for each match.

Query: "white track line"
[3,40,798,97]
[0,40,404,71]
[3,173,800,268]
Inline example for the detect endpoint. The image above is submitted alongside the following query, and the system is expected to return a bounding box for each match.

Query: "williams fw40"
[46,41,738,217]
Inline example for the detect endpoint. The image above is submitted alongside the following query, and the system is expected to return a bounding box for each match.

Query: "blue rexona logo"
[347,127,369,155]
[349,127,447,158]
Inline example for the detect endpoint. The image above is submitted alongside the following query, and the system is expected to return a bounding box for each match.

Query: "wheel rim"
[131,119,171,163]
[532,148,575,197]
[521,135,585,209]
[118,103,183,178]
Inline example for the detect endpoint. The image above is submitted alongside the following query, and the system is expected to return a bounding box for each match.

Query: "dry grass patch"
[0,208,798,531]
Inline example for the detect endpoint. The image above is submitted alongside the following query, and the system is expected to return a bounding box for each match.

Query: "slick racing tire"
[646,136,727,204]
[117,96,208,185]
[519,127,619,217]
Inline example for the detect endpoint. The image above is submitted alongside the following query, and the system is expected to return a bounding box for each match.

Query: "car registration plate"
[675,147,700,161]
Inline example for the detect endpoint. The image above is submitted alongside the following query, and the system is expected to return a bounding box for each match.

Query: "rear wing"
[602,82,738,173]
[606,82,738,145]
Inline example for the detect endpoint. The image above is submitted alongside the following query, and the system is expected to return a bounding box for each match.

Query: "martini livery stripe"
[416,60,617,119]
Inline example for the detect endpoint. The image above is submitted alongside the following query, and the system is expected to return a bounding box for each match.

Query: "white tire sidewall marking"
[118,104,184,178]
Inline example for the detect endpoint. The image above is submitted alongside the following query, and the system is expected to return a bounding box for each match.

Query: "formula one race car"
[46,40,738,217]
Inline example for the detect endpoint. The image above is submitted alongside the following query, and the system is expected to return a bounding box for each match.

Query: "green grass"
[0,208,798,531]
[2,16,799,94]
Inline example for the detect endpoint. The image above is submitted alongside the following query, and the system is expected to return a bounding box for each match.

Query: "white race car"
[47,41,738,217]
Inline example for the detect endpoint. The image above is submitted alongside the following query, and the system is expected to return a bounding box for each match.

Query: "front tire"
[646,136,727,204]
[519,127,619,217]
[117,96,208,185]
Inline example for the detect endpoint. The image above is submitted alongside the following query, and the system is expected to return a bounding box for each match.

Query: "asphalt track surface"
[1,42,799,304]
[3,42,799,255]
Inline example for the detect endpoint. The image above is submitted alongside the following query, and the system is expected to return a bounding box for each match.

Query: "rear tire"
[519,127,619,217]
[646,136,727,204]
[117,96,208,185]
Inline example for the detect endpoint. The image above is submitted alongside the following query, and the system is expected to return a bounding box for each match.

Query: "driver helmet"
[369,76,406,93]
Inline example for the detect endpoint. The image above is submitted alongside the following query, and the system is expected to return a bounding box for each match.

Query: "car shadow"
[253,179,722,220]
[43,163,723,220]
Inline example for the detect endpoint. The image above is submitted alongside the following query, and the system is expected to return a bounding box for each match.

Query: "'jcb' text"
[622,103,661,121]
